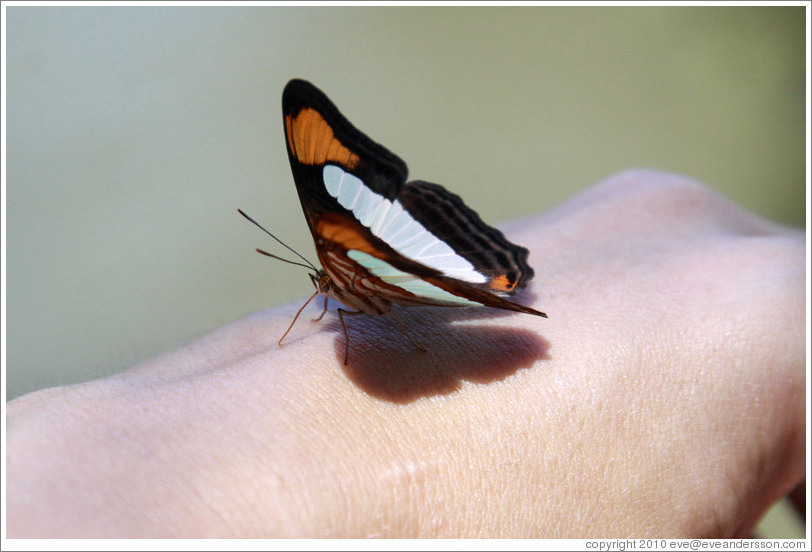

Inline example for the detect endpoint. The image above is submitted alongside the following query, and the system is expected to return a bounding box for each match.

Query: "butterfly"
[240,78,546,364]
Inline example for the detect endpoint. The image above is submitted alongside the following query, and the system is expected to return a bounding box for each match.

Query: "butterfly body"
[254,79,546,362]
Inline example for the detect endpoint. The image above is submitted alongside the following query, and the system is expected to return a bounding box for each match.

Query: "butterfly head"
[310,270,334,297]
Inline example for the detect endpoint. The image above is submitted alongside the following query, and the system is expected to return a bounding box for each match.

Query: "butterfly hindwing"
[312,212,542,316]
[397,180,534,294]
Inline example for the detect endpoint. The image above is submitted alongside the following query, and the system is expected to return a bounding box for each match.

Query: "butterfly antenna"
[237,209,319,272]
[254,248,314,271]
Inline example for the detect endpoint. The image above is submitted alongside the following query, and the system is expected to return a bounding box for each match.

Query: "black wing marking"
[282,78,407,199]
[399,180,535,292]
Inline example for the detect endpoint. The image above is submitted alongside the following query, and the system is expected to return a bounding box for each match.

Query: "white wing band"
[323,164,487,284]
[347,250,481,306]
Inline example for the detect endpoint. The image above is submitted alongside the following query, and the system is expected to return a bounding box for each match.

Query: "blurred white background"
[6,6,805,397]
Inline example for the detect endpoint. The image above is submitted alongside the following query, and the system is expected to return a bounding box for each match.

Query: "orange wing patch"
[489,274,518,292]
[285,108,360,169]
[315,212,380,256]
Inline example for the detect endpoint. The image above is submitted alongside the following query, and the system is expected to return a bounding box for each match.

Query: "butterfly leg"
[337,308,363,365]
[279,291,319,347]
[389,309,428,354]
[312,294,329,322]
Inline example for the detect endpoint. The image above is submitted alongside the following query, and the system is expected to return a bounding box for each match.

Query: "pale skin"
[6,170,806,538]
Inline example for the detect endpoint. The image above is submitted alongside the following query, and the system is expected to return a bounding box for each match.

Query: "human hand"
[6,169,805,537]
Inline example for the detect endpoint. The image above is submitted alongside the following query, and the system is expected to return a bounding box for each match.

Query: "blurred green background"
[4,5,807,539]
[7,6,805,398]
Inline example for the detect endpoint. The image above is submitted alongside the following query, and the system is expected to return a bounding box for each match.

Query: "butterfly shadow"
[326,291,550,403]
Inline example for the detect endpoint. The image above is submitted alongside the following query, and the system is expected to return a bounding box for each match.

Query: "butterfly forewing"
[282,79,407,204]
[281,78,545,320]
